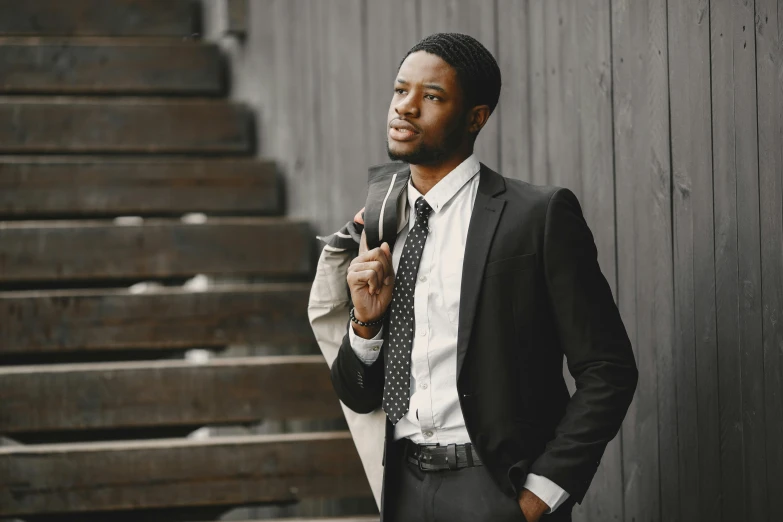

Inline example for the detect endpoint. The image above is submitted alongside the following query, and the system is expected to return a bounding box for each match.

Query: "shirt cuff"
[348,323,384,366]
[523,473,570,513]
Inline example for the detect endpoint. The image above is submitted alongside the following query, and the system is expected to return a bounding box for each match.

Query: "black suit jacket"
[330,162,638,520]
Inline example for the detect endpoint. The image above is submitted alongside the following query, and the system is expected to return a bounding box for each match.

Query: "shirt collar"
[406,153,481,214]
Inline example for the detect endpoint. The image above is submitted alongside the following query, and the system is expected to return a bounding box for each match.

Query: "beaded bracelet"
[349,306,385,327]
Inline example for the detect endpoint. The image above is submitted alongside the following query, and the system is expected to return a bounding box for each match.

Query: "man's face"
[387,51,469,165]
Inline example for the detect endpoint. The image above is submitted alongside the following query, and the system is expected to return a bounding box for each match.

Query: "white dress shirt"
[348,154,569,513]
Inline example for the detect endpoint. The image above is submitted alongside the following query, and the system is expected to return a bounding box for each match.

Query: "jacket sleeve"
[330,319,386,414]
[528,187,638,503]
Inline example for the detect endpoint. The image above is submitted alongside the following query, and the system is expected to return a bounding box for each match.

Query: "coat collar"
[365,161,507,379]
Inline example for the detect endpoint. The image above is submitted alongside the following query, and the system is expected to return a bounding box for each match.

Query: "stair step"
[235,519,379,522]
[0,157,280,218]
[0,0,200,37]
[0,218,313,283]
[0,40,225,95]
[0,98,254,154]
[0,355,340,433]
[0,431,369,516]
[0,283,315,355]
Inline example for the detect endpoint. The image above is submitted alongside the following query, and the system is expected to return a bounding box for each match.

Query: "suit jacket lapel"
[457,163,507,380]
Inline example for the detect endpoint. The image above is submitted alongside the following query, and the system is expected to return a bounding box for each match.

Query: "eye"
[424,94,441,101]
[394,88,406,95]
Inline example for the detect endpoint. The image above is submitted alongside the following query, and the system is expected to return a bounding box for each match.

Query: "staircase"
[0,1,375,520]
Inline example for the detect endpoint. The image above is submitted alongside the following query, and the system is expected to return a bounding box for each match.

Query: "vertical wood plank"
[418,0,500,170]
[243,0,325,234]
[574,0,618,300]
[668,1,719,520]
[612,0,673,520]
[497,0,531,182]
[731,1,767,518]
[755,1,783,519]
[543,1,580,193]
[711,0,768,520]
[710,6,744,521]
[528,0,549,186]
[312,0,368,235]
[365,0,419,166]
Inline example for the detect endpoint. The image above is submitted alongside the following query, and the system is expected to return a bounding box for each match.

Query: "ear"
[467,105,491,134]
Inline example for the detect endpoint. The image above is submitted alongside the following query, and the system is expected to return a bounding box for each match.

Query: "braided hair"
[400,32,502,113]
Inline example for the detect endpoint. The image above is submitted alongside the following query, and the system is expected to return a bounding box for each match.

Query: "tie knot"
[415,196,433,221]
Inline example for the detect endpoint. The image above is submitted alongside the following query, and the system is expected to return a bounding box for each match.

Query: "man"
[328,33,638,522]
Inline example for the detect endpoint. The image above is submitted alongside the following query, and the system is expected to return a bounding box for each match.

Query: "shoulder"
[499,175,577,214]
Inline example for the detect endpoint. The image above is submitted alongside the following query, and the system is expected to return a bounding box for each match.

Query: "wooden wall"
[222,1,783,520]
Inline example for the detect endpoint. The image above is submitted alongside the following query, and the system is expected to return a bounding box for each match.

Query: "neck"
[409,149,473,195]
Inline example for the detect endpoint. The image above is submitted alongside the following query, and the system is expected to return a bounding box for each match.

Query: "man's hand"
[347,206,394,338]
[517,488,549,522]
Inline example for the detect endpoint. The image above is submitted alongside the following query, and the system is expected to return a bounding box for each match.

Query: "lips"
[389,119,420,142]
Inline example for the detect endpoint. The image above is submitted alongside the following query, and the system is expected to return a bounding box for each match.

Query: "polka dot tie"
[382,196,433,424]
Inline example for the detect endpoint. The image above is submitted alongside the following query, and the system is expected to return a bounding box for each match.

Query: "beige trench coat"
[307,238,385,508]
[306,184,410,510]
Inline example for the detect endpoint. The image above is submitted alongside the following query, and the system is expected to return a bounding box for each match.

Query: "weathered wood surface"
[497,0,531,182]
[312,0,369,236]
[755,1,783,520]
[0,99,254,154]
[612,1,672,521]
[711,2,767,521]
[0,219,313,282]
[0,283,314,354]
[0,355,340,432]
[666,1,719,520]
[0,158,280,217]
[0,0,200,37]
[0,431,370,516]
[0,41,224,95]
[226,0,249,38]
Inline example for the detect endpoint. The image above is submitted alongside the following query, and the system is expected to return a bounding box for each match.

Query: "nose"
[394,91,419,118]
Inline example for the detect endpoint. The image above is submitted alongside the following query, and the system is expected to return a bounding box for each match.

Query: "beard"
[386,116,465,165]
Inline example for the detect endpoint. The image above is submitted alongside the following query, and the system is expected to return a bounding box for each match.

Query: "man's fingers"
[350,261,386,292]
[379,242,394,284]
[348,268,381,294]
[350,244,394,287]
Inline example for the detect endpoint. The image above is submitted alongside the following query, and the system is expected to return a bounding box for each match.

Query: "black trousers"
[384,439,576,522]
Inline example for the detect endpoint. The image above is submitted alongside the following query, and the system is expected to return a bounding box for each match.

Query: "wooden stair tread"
[0,355,340,433]
[0,431,370,516]
[234,518,379,522]
[0,0,200,37]
[0,218,313,282]
[0,40,225,95]
[0,157,280,217]
[0,282,316,354]
[0,98,254,154]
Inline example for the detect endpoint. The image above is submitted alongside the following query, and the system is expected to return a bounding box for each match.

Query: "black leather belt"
[401,438,483,471]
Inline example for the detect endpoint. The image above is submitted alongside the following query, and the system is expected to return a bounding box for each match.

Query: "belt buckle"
[416,447,427,471]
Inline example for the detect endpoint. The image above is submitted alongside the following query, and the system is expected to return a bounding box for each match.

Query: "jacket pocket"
[484,253,537,278]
